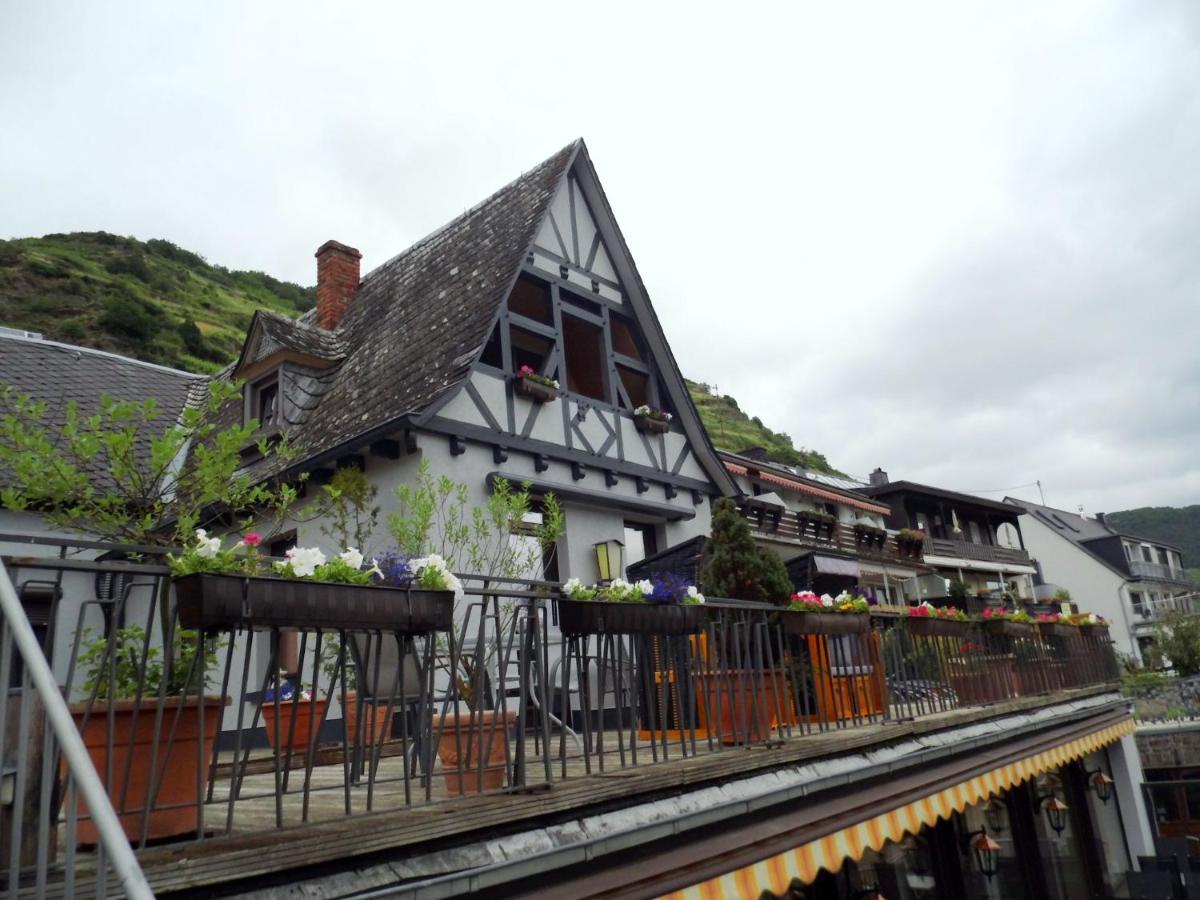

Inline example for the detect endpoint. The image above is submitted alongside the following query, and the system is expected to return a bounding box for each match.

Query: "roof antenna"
[1037,479,1045,505]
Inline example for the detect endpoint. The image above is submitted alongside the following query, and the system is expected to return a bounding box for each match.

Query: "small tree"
[700,498,792,605]
[1154,612,1200,676]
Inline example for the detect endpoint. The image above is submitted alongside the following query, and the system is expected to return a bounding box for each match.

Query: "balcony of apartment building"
[1130,588,1200,627]
[1121,541,1192,587]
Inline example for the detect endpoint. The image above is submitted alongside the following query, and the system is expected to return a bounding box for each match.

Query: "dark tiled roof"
[857,479,1022,516]
[0,333,205,486]
[254,310,347,361]
[1005,496,1183,552]
[242,140,579,467]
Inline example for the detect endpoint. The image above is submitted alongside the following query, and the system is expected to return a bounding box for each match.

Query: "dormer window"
[246,372,282,431]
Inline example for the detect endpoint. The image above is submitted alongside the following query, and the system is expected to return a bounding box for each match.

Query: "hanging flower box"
[780,610,870,635]
[633,405,672,434]
[981,618,1034,638]
[174,573,453,634]
[556,598,706,636]
[854,524,887,550]
[908,615,971,638]
[514,368,559,403]
[1037,621,1078,640]
[895,529,927,558]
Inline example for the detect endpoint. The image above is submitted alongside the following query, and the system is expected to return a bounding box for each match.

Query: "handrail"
[0,560,153,899]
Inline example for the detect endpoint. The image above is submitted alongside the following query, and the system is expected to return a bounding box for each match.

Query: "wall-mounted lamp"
[1085,768,1115,804]
[962,827,1001,880]
[594,539,624,582]
[1034,791,1070,835]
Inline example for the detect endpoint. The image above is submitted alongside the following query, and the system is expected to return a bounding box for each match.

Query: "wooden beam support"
[449,436,466,457]
[605,471,619,488]
[534,454,550,473]
[570,462,586,481]
[635,477,649,494]
[403,430,419,455]
[493,446,509,464]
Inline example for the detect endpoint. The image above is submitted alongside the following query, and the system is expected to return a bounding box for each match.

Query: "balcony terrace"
[739,501,926,568]
[923,535,1032,567]
[0,536,1121,897]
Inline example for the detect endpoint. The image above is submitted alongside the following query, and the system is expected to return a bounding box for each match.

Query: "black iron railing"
[0,535,1120,894]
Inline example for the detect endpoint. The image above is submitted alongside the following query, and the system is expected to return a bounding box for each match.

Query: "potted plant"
[632,404,672,434]
[513,365,559,403]
[895,529,927,559]
[388,462,564,794]
[69,626,225,843]
[319,637,392,749]
[980,607,1035,638]
[907,602,970,638]
[1035,612,1078,640]
[259,674,327,753]
[781,591,871,635]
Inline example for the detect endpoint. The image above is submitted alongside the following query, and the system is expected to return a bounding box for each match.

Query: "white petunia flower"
[339,548,364,570]
[366,559,384,579]
[287,546,326,578]
[196,536,222,559]
[563,577,583,597]
[637,579,654,596]
[821,594,835,608]
[687,585,705,604]
[195,528,209,543]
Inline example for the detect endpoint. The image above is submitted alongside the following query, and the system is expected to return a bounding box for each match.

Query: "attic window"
[511,327,554,375]
[618,365,649,408]
[480,323,503,368]
[562,314,606,401]
[508,275,552,325]
[611,316,645,361]
[247,373,282,429]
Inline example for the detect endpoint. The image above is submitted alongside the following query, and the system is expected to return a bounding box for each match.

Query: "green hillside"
[686,380,841,476]
[1107,506,1200,586]
[0,232,314,372]
[0,232,840,475]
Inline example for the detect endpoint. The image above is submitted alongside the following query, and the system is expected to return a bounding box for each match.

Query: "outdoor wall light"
[1033,792,1070,835]
[963,827,1001,880]
[1086,768,1115,804]
[594,539,624,582]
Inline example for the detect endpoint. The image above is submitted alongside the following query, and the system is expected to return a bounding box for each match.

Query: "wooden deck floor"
[29,684,1120,898]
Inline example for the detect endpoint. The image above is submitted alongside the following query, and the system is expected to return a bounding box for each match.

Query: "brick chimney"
[315,240,362,330]
[869,467,889,486]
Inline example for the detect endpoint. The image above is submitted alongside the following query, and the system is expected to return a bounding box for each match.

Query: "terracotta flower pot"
[697,669,788,745]
[342,691,392,746]
[261,697,328,752]
[68,696,225,844]
[435,709,517,793]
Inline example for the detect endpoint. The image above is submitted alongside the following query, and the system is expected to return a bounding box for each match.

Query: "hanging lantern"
[1042,796,1069,835]
[966,828,1001,880]
[984,798,1007,834]
[1088,770,1115,804]
[594,539,625,582]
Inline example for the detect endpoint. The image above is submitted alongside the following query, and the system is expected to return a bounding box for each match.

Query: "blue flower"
[374,551,413,587]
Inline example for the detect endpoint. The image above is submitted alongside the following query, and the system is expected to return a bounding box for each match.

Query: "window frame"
[245,370,283,430]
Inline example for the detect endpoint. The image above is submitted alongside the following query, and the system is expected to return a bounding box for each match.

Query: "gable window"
[611,315,645,361]
[480,323,503,368]
[511,327,554,375]
[617,365,650,409]
[561,314,606,401]
[508,275,553,325]
[1142,546,1153,563]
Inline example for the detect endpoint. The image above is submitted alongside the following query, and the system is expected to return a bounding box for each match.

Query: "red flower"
[242,532,262,547]
[517,365,535,377]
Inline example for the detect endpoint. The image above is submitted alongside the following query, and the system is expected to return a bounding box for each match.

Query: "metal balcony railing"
[0,535,1120,895]
[1128,560,1192,584]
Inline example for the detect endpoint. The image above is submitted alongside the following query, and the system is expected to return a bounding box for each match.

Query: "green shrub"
[100,294,162,341]
[700,497,793,605]
[104,251,152,282]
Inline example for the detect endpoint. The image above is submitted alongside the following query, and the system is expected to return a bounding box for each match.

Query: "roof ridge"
[0,332,205,379]
[362,139,581,284]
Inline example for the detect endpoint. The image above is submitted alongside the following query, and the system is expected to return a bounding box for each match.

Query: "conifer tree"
[700,498,793,604]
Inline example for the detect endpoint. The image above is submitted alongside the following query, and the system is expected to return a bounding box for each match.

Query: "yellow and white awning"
[660,718,1134,900]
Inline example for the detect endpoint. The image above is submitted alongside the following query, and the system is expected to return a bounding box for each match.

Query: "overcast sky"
[3,2,1198,513]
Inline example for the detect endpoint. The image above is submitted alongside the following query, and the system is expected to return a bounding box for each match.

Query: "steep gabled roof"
[1006,496,1183,553]
[234,310,347,374]
[266,141,578,463]
[719,449,890,515]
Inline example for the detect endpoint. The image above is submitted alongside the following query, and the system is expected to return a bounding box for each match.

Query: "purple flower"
[374,551,413,587]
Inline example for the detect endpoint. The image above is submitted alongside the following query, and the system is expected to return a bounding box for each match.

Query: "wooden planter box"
[1037,622,1079,640]
[634,414,670,434]
[69,696,226,843]
[556,599,706,636]
[981,619,1035,639]
[897,540,925,559]
[780,610,870,636]
[514,375,558,402]
[907,616,970,638]
[174,573,453,634]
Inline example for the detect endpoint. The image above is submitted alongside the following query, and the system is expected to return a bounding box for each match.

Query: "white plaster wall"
[1018,514,1138,660]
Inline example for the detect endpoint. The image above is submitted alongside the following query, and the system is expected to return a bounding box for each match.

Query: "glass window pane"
[610,316,644,361]
[618,366,649,409]
[508,275,552,324]
[511,327,554,375]
[562,314,606,400]
[480,322,503,368]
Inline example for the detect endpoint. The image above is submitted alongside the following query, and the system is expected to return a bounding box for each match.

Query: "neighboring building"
[1006,497,1196,662]
[721,449,929,602]
[858,468,1038,606]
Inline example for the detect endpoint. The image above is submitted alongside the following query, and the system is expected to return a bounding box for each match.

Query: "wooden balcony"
[924,536,1032,567]
[739,502,925,567]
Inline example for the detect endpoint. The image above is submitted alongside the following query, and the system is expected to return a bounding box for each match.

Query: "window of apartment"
[623,521,659,575]
[562,314,607,401]
[610,315,645,361]
[512,504,560,582]
[1142,545,1154,563]
[1124,543,1134,562]
[1158,547,1170,565]
[915,512,929,533]
[968,521,982,544]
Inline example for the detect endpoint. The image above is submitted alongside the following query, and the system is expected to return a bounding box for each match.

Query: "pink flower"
[517,365,535,377]
[243,532,262,547]
[983,608,993,618]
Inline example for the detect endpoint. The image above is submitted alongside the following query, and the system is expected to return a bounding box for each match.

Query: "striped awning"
[660,717,1134,900]
[724,463,890,515]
